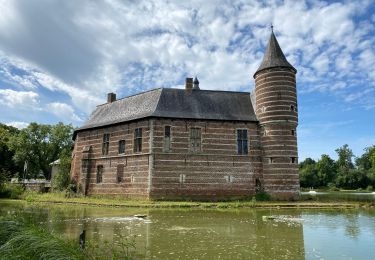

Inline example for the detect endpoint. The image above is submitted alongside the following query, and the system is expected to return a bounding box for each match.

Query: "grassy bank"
[0,218,139,260]
[12,192,374,209]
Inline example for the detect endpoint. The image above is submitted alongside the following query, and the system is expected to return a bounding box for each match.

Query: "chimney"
[193,77,200,90]
[107,92,116,103]
[185,78,193,92]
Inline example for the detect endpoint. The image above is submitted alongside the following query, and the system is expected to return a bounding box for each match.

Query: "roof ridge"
[162,88,250,94]
[96,88,162,107]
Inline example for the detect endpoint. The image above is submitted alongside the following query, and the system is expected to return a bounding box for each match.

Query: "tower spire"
[253,29,296,78]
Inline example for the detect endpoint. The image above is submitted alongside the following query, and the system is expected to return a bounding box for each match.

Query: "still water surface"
[0,200,374,260]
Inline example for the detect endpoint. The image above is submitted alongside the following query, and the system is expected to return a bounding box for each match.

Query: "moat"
[1,199,375,259]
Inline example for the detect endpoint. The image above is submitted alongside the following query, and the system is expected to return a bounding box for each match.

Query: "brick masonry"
[71,118,264,200]
[254,68,300,200]
[71,70,300,200]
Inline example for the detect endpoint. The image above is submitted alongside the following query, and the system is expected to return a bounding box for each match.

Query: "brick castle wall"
[71,118,263,200]
[71,120,151,197]
[150,119,262,200]
[254,68,300,199]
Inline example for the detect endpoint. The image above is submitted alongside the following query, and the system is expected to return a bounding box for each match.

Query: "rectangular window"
[291,129,295,136]
[118,140,125,154]
[164,126,171,151]
[134,128,142,152]
[189,128,201,152]
[117,164,124,183]
[237,129,248,155]
[291,157,297,164]
[96,165,103,183]
[102,134,110,155]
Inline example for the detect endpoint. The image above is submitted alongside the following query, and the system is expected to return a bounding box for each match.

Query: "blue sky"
[0,0,374,160]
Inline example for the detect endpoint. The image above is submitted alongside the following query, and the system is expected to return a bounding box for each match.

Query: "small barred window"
[118,140,125,154]
[134,128,142,152]
[237,129,248,155]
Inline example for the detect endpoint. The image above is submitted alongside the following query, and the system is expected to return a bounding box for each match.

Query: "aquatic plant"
[0,220,83,260]
[0,218,140,260]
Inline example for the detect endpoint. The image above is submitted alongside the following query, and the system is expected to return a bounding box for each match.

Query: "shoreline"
[2,193,374,209]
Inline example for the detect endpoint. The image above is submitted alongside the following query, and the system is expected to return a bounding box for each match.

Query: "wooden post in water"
[79,230,86,249]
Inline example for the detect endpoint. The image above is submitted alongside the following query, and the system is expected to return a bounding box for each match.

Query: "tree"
[0,124,22,180]
[8,122,74,179]
[335,144,354,170]
[335,169,368,189]
[355,146,375,189]
[299,158,318,188]
[316,154,337,187]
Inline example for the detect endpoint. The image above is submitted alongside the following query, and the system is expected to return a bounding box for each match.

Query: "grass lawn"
[12,192,374,209]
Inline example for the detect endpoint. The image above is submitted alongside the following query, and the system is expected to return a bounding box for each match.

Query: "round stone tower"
[254,29,299,200]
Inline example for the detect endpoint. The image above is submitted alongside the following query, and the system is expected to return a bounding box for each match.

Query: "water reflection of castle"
[61,208,306,259]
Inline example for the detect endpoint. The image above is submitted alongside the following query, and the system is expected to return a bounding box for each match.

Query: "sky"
[0,0,374,161]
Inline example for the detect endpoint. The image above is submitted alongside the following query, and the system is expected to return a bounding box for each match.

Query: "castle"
[70,30,299,200]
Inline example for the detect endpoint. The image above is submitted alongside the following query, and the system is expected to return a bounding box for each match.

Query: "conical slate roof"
[254,31,296,77]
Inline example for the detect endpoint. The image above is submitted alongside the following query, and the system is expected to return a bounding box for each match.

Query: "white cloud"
[46,102,82,122]
[6,121,29,129]
[0,0,373,116]
[0,88,39,109]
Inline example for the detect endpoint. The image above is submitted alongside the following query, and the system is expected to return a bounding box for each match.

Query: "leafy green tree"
[8,122,74,179]
[356,146,375,189]
[52,148,72,191]
[299,158,319,188]
[335,144,354,170]
[316,154,337,186]
[0,124,22,179]
[335,168,368,189]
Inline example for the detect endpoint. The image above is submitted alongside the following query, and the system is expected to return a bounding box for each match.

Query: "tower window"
[237,129,248,155]
[96,165,103,183]
[134,128,142,152]
[190,128,201,152]
[102,134,110,155]
[164,126,171,151]
[269,157,273,164]
[261,106,266,113]
[118,140,125,154]
[291,130,295,136]
[291,157,297,164]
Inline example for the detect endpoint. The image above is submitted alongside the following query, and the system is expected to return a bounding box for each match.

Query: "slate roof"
[254,31,296,77]
[75,88,257,133]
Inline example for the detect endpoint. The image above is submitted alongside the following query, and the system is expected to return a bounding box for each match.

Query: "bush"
[65,180,80,198]
[255,192,271,201]
[0,183,24,199]
[366,185,374,192]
